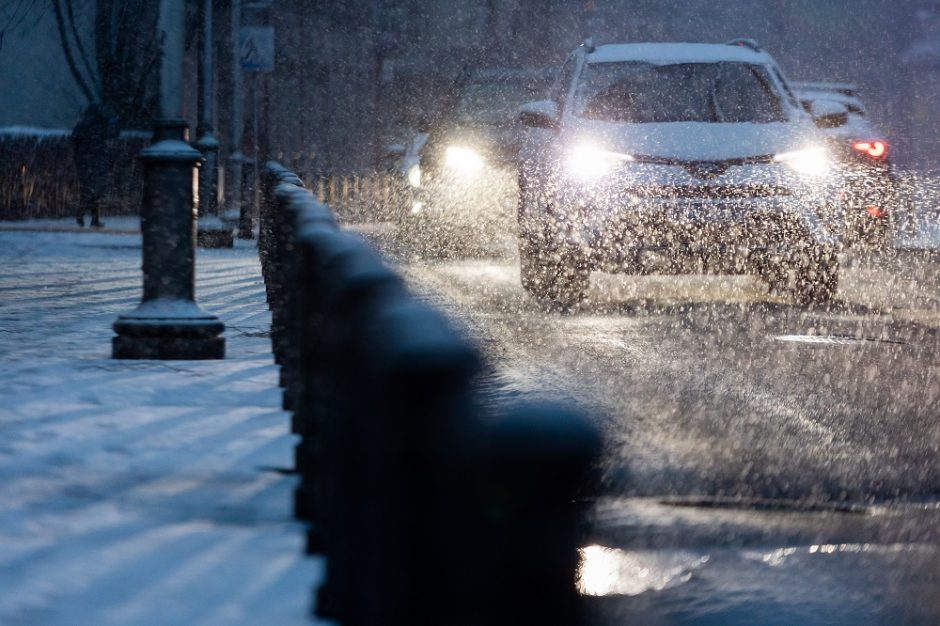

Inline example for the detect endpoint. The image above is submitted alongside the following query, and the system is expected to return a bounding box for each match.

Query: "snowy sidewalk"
[0,224,322,625]
[0,215,142,235]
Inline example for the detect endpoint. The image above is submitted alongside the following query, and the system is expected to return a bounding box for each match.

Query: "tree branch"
[52,0,95,103]
[0,0,42,52]
[64,0,100,93]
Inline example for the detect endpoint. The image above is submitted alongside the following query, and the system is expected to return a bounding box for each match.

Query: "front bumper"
[548,187,841,271]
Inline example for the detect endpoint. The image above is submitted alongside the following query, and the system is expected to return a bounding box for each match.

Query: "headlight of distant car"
[444,146,484,177]
[774,147,830,177]
[407,164,422,187]
[566,144,634,181]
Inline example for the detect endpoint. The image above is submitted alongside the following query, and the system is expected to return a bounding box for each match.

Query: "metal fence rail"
[308,172,404,223]
[258,162,601,625]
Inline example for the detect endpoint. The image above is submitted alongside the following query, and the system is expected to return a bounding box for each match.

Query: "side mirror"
[519,100,559,129]
[810,99,849,129]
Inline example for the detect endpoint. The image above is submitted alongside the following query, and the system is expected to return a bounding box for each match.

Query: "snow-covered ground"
[895,199,940,251]
[882,172,940,251]
[0,224,324,625]
[0,216,142,234]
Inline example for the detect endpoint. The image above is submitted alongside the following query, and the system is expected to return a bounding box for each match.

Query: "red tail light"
[852,140,887,159]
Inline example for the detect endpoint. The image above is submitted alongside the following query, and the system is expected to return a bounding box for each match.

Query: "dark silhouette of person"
[71,104,120,227]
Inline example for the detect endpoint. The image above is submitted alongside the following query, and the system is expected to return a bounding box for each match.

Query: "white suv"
[517,40,845,309]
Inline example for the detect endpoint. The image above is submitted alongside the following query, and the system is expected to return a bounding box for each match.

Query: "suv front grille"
[623,185,791,200]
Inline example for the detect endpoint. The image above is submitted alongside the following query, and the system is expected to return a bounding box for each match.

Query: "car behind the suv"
[397,68,552,255]
[792,81,897,248]
[517,40,846,309]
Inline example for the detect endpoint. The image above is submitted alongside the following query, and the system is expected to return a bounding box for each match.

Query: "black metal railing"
[259,161,600,626]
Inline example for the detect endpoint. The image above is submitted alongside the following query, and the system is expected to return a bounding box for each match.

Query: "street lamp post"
[112,0,225,360]
[196,0,234,248]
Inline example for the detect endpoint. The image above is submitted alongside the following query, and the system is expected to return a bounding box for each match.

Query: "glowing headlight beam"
[774,147,830,177]
[444,146,484,177]
[566,145,634,181]
[407,164,422,188]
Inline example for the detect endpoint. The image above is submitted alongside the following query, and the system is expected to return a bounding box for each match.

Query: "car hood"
[584,498,940,624]
[566,119,821,163]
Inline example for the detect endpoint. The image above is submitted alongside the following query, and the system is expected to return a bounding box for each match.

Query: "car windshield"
[577,61,787,123]
[457,77,550,124]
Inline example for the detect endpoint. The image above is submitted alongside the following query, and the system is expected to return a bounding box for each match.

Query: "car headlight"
[566,144,634,181]
[774,147,830,177]
[407,164,422,188]
[444,146,484,177]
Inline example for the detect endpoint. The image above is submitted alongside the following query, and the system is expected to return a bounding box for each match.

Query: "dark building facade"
[3,1,938,172]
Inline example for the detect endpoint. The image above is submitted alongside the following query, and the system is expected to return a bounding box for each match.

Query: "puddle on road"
[577,544,709,597]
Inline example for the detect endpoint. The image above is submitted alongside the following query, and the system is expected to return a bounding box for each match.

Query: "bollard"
[448,403,601,626]
[291,227,396,438]
[269,183,304,368]
[112,120,225,360]
[290,228,389,439]
[261,168,304,316]
[305,241,413,624]
[268,178,312,409]
[280,200,338,414]
[259,162,295,294]
[293,230,404,531]
[333,296,482,626]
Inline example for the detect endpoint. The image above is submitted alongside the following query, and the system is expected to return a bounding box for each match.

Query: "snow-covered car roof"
[585,42,773,65]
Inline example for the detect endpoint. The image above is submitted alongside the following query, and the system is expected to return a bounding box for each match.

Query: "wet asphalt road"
[359,226,940,506]
[355,224,940,623]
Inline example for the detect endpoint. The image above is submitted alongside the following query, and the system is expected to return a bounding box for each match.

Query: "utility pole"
[196,0,234,248]
[237,0,274,239]
[112,0,225,360]
[224,0,245,235]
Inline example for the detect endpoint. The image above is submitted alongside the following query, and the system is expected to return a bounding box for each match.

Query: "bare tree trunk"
[94,0,160,126]
[51,0,95,103]
[65,0,98,94]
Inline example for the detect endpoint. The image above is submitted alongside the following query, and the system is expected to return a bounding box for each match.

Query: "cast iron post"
[112,0,225,360]
[196,0,234,248]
